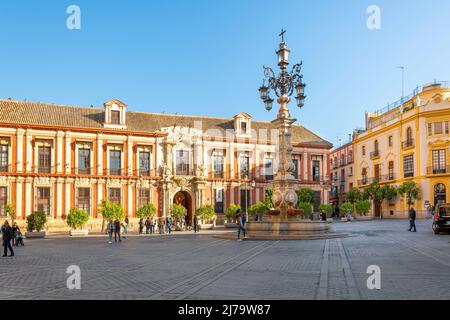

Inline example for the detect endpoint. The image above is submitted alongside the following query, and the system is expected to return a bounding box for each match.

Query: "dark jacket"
[409,209,416,220]
[2,225,14,241]
[114,221,121,232]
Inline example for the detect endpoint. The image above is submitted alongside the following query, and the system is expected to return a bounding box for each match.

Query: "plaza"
[1,219,449,300]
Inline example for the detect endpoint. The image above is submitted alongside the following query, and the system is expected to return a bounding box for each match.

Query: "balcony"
[404,171,415,178]
[358,177,369,186]
[427,166,450,175]
[370,150,380,159]
[0,164,11,174]
[347,156,354,164]
[339,160,346,167]
[34,165,56,174]
[302,176,331,185]
[402,139,415,149]
[75,167,93,175]
[106,168,123,176]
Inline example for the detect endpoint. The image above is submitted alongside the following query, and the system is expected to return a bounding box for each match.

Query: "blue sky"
[1,0,450,146]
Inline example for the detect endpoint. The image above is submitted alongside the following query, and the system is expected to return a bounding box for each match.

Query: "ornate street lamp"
[258,29,306,220]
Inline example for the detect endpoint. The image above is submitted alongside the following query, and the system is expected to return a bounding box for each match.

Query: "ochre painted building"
[353,82,450,218]
[0,99,332,230]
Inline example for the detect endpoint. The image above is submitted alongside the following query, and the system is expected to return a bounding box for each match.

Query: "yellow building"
[353,82,450,218]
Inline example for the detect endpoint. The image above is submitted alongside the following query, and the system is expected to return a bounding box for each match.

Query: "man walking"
[145,217,151,234]
[107,219,114,244]
[408,207,417,232]
[236,209,247,241]
[166,216,172,234]
[193,215,199,233]
[2,221,15,257]
[138,218,144,235]
[114,219,122,242]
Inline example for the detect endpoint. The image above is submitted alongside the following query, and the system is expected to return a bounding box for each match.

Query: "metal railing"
[0,164,11,173]
[402,139,415,149]
[427,166,450,175]
[370,150,380,159]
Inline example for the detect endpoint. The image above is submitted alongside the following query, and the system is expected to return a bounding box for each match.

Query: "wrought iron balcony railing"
[402,139,415,149]
[370,150,380,159]
[427,166,450,175]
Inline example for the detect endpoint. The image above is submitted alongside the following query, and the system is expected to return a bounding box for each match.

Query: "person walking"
[236,209,247,241]
[2,221,15,257]
[114,219,122,242]
[408,207,417,232]
[145,217,151,234]
[150,217,155,234]
[158,218,163,235]
[193,215,199,233]
[166,216,172,234]
[123,217,129,238]
[107,219,114,244]
[138,218,144,235]
[12,222,20,246]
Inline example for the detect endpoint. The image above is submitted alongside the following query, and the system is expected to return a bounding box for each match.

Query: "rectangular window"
[446,121,449,134]
[36,187,51,216]
[432,149,446,174]
[77,188,90,214]
[214,189,224,213]
[0,145,8,172]
[138,188,151,208]
[0,187,7,216]
[264,158,274,181]
[388,162,394,180]
[434,122,443,135]
[213,155,224,179]
[111,111,120,125]
[78,149,91,175]
[38,146,51,173]
[312,160,320,182]
[109,188,121,205]
[403,155,414,178]
[292,159,299,179]
[362,146,366,156]
[388,136,393,147]
[139,152,151,176]
[176,150,190,175]
[428,123,433,136]
[239,155,249,179]
[240,122,247,134]
[109,150,121,175]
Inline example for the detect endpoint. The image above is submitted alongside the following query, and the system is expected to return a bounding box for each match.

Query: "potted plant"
[224,204,241,228]
[340,202,354,221]
[297,202,313,220]
[196,205,216,229]
[319,204,333,221]
[67,208,90,236]
[25,211,48,238]
[249,202,269,221]
[137,203,157,229]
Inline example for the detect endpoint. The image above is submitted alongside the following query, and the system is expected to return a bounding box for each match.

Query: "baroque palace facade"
[339,82,450,219]
[0,99,332,228]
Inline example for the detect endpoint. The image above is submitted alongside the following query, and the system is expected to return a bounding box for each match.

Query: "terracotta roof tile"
[0,100,332,147]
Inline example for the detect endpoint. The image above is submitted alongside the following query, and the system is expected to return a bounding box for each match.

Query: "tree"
[381,185,398,214]
[171,204,187,221]
[296,188,315,204]
[264,188,274,208]
[225,204,241,222]
[355,200,372,216]
[363,182,385,217]
[137,203,157,219]
[297,202,313,216]
[340,202,353,215]
[26,211,48,232]
[5,204,16,223]
[346,188,362,205]
[398,182,420,210]
[196,205,216,223]
[319,204,333,218]
[101,202,125,222]
[67,208,90,230]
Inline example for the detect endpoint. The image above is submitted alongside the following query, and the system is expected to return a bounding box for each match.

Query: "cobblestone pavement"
[0,219,449,300]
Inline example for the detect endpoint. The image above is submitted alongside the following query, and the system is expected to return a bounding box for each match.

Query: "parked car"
[432,204,450,234]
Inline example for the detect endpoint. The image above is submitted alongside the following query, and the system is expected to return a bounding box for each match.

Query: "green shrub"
[67,208,90,230]
[171,204,187,220]
[225,204,241,221]
[297,202,312,216]
[319,204,333,217]
[26,211,48,232]
[355,200,372,216]
[248,202,269,216]
[340,202,353,215]
[137,203,157,219]
[5,204,16,222]
[98,199,124,222]
[196,205,216,222]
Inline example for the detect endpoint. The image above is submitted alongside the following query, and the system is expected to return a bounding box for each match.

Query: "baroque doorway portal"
[173,191,193,225]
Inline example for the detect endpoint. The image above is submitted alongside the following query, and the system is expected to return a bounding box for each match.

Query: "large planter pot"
[25,231,46,239]
[225,221,238,229]
[69,229,89,237]
[200,223,214,230]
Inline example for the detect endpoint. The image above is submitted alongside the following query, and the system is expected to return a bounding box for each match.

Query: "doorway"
[173,191,193,225]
